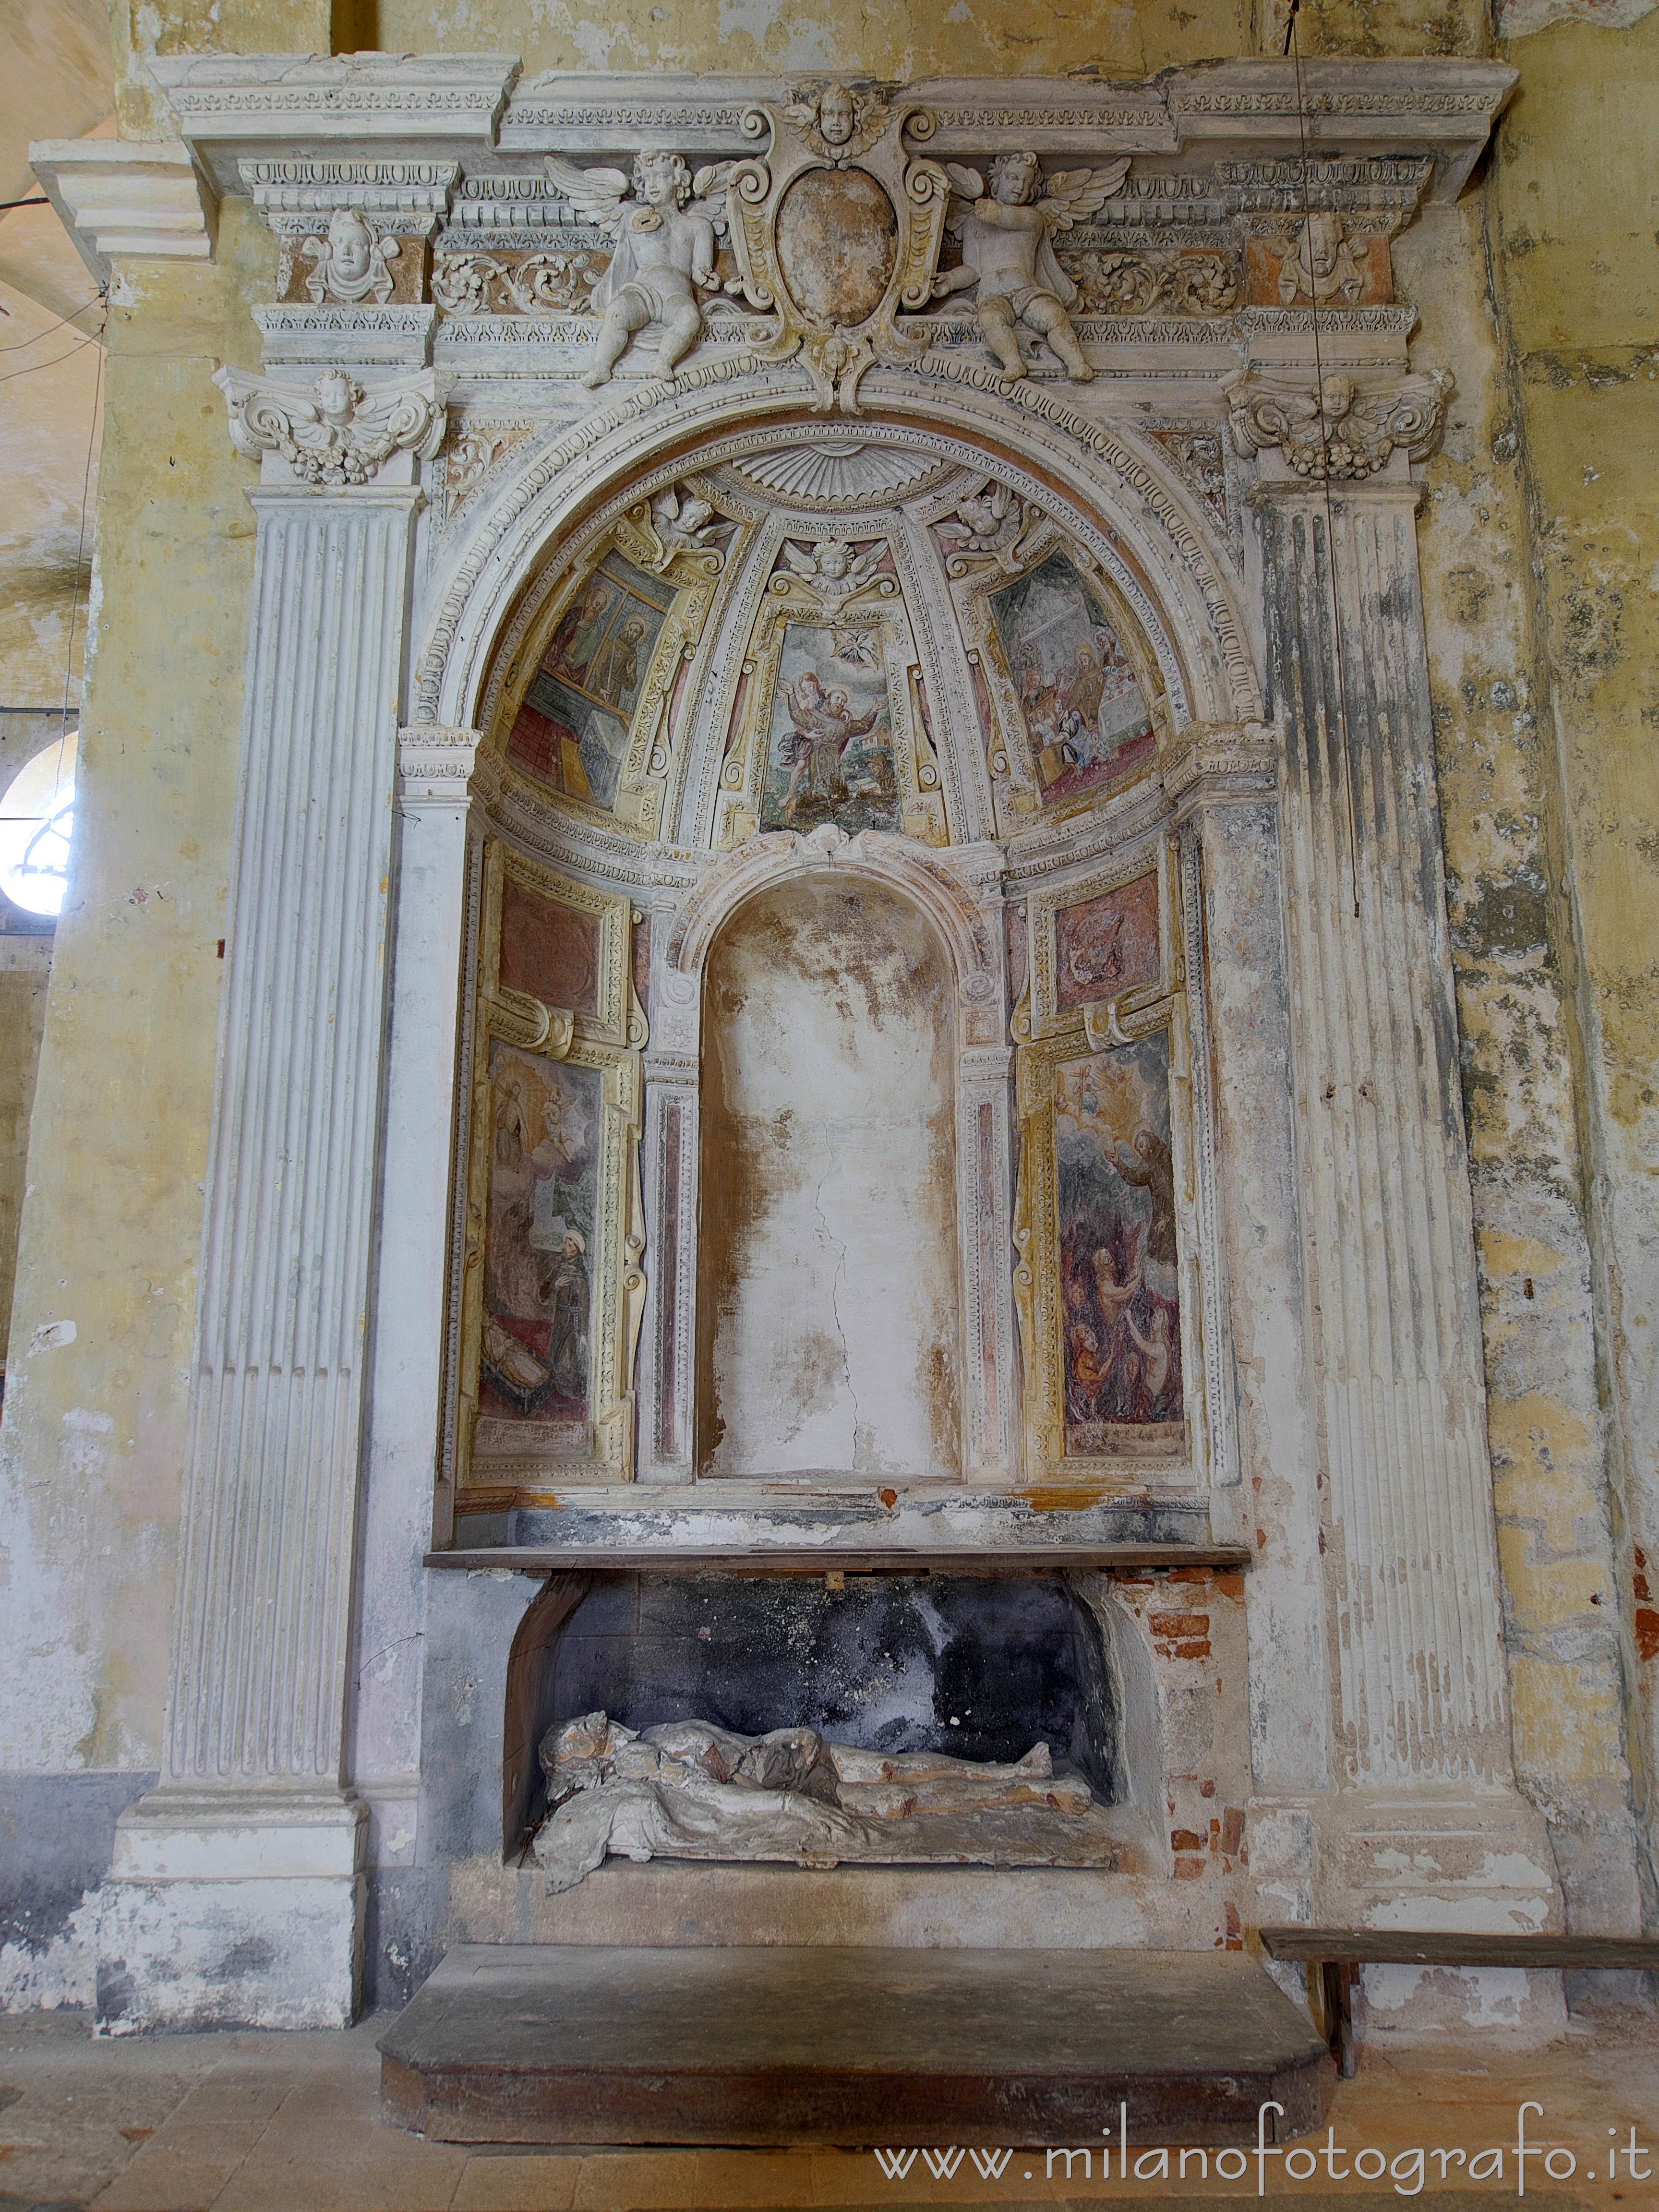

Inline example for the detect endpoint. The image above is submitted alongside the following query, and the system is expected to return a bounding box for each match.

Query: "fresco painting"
[989,551,1155,805]
[1055,1033,1184,1455]
[758,621,901,836]
[481,1039,602,1445]
[498,875,601,1017]
[505,551,676,810]
[1055,870,1160,1011]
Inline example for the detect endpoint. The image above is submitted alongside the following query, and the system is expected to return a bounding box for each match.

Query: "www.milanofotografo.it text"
[871,2103,1655,2193]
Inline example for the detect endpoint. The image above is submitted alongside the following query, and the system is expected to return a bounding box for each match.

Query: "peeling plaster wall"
[0,935,51,1377]
[698,877,962,1482]
[1400,2,1659,1928]
[1484,5,1659,1920]
[100,0,1503,114]
[0,199,274,1777]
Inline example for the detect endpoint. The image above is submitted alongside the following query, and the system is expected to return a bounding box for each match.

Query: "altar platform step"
[379,1943,1331,2148]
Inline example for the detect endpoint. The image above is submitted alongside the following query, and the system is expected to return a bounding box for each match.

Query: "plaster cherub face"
[989,152,1041,206]
[814,541,850,579]
[314,370,357,423]
[1304,214,1343,280]
[635,154,687,210]
[818,86,856,145]
[327,210,375,283]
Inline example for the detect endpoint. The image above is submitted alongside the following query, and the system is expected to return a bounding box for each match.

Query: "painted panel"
[480,1040,602,1455]
[758,621,901,837]
[1055,1034,1184,1456]
[499,875,601,1018]
[506,551,677,810]
[987,550,1154,805]
[1055,870,1160,1011]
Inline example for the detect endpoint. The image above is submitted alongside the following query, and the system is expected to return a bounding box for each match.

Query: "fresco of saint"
[481,1040,601,1443]
[1053,1033,1183,1455]
[759,624,900,836]
[506,553,676,810]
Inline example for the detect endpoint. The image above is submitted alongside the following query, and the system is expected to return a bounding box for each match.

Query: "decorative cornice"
[397,725,482,804]
[1224,365,1453,481]
[254,303,438,370]
[27,138,217,282]
[1162,722,1280,818]
[240,157,460,251]
[150,57,1515,210]
[216,365,452,487]
[149,52,520,192]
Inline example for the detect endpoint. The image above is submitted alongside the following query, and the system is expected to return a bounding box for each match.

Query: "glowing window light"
[0,733,77,918]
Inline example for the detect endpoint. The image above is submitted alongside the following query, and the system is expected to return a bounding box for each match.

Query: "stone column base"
[96,1789,366,2032]
[1249,1785,1568,2051]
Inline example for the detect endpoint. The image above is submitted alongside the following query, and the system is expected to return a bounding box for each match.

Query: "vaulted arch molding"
[414,365,1260,756]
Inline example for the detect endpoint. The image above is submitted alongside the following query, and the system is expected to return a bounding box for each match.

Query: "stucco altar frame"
[45,51,1574,2046]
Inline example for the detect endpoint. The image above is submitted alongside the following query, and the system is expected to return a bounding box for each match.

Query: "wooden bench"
[1257,1927,1659,2078]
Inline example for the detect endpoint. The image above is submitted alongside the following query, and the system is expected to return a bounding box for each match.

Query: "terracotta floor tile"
[450,2154,584,2211]
[571,2149,703,2209]
[90,2150,242,2212]
[209,2154,464,2212]
[690,2146,819,2205]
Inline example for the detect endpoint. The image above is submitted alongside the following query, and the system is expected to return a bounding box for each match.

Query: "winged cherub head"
[818,85,856,145]
[988,151,1042,206]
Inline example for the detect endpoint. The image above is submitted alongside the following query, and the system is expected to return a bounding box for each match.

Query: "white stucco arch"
[412,357,1262,757]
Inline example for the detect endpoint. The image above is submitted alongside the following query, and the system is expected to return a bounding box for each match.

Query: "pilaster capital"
[1163,721,1280,820]
[27,138,217,285]
[1225,364,1453,482]
[216,365,452,488]
[397,726,483,807]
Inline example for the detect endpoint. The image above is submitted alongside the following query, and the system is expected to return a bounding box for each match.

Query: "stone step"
[379,1942,1331,2148]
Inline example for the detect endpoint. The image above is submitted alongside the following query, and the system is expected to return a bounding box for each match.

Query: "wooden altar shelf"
[424,1544,1251,1576]
[380,1944,1331,2148]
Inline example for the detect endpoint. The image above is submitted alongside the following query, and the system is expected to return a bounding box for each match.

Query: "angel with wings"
[930,151,1130,385]
[776,538,884,606]
[546,151,732,387]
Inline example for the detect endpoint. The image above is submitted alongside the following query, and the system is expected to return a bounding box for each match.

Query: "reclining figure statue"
[533,1711,1093,1893]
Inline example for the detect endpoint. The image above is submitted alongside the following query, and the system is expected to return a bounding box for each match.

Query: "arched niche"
[695,871,963,1482]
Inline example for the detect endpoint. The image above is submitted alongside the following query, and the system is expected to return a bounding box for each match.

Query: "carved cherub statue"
[301,208,399,306]
[546,151,733,386]
[777,538,884,605]
[931,151,1130,384]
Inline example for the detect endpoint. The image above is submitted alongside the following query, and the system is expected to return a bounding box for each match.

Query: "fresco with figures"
[758,621,900,836]
[506,551,677,810]
[989,551,1155,805]
[1055,871,1160,1011]
[1056,1032,1183,1456]
[481,1039,601,1452]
